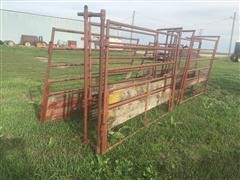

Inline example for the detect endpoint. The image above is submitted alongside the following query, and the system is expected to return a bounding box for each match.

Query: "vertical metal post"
[195,39,202,68]
[88,18,92,104]
[161,33,169,75]
[40,27,55,121]
[83,5,90,144]
[178,32,195,103]
[144,82,150,127]
[130,39,139,65]
[100,20,110,154]
[96,9,106,153]
[204,37,220,93]
[168,30,181,111]
[153,33,158,77]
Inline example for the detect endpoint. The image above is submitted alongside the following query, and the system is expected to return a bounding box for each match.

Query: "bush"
[0,40,4,45]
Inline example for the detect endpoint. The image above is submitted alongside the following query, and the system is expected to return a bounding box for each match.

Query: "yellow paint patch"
[108,91,121,104]
[108,109,114,118]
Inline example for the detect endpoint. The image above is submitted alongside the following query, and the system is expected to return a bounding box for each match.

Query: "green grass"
[1,46,240,179]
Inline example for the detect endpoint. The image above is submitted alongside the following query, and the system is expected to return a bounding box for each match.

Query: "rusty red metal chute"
[40,5,220,154]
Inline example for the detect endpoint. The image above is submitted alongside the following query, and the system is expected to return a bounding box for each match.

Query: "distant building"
[20,35,39,46]
[68,40,77,48]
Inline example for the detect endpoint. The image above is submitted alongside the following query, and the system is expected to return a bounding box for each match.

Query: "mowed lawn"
[1,46,240,179]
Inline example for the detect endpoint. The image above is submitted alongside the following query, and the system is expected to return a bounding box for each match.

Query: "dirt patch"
[35,57,47,63]
[55,66,67,69]
[35,57,66,68]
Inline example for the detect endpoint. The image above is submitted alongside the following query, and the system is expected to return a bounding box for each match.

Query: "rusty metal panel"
[40,5,220,155]
[177,36,220,103]
[108,78,171,129]
[97,19,181,153]
[44,93,82,120]
[40,27,85,122]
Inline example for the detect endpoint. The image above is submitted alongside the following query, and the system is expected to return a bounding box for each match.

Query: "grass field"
[1,46,240,179]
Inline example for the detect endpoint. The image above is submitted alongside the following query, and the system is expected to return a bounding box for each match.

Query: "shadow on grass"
[27,85,92,146]
[157,147,240,179]
[0,137,33,179]
[28,85,43,118]
[191,148,240,179]
[63,109,98,151]
[210,78,240,95]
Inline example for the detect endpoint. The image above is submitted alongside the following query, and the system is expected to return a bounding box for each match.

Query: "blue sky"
[1,1,239,52]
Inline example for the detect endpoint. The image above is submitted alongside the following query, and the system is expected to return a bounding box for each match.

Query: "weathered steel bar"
[91,56,149,60]
[204,36,220,93]
[178,35,220,104]
[177,31,195,103]
[194,36,220,41]
[40,27,55,121]
[96,9,106,153]
[168,30,182,112]
[81,5,90,144]
[53,47,84,51]
[187,66,209,72]
[91,34,139,42]
[108,61,175,73]
[40,5,220,154]
[54,27,84,34]
[109,26,156,36]
[153,33,158,77]
[100,19,110,154]
[48,77,83,84]
[49,88,83,96]
[109,20,157,33]
[49,63,83,67]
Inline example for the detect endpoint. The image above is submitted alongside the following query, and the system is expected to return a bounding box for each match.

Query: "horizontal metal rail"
[190,58,212,62]
[109,20,158,34]
[108,61,175,73]
[48,77,83,83]
[109,26,156,36]
[109,75,172,92]
[187,67,209,73]
[54,27,84,34]
[49,63,83,67]
[49,88,83,96]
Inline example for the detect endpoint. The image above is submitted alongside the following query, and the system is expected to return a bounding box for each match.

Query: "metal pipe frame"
[96,19,181,154]
[41,5,220,155]
[178,36,220,104]
[40,27,86,122]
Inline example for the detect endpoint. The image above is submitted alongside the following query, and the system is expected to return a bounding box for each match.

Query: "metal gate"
[96,20,181,153]
[40,5,220,154]
[40,27,85,121]
[177,36,220,103]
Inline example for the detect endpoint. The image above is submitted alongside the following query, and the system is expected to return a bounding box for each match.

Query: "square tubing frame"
[40,5,220,154]
[97,20,181,154]
[177,36,220,104]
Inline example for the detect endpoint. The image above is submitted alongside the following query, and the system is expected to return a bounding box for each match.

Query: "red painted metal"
[177,36,220,104]
[40,5,220,154]
[95,19,180,154]
[40,27,85,122]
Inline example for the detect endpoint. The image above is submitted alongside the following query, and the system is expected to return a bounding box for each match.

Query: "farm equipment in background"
[67,40,77,48]
[3,40,15,46]
[56,40,67,47]
[20,34,47,48]
[230,41,240,62]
